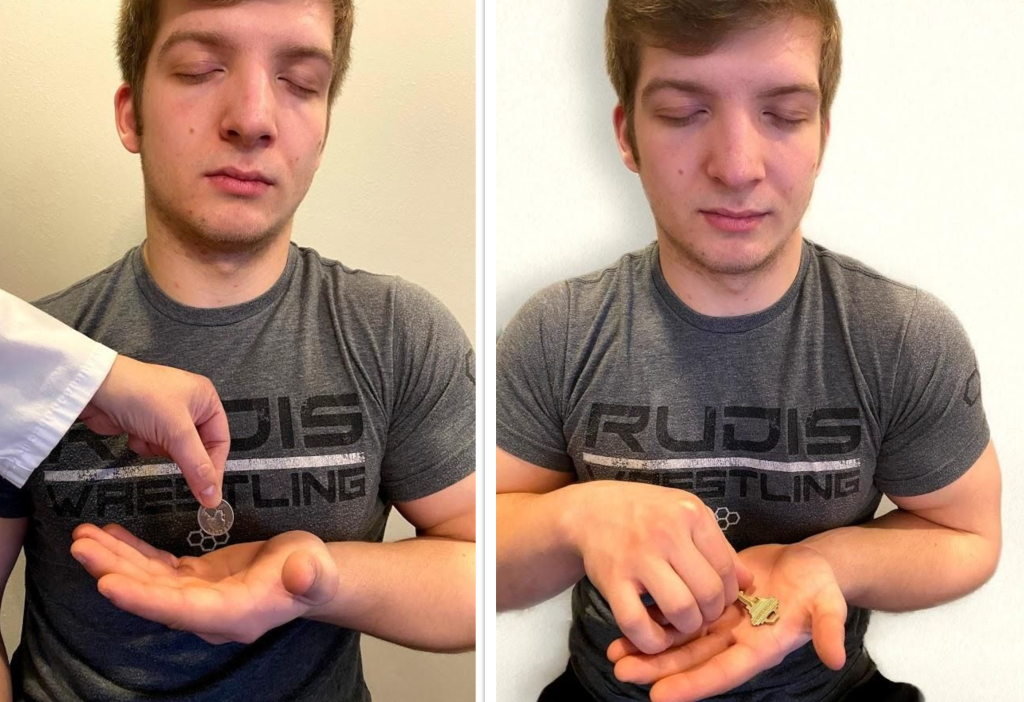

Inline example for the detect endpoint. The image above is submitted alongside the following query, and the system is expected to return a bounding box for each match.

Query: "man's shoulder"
[33,249,136,330]
[567,243,655,294]
[296,245,462,329]
[807,241,920,311]
[523,243,656,314]
[806,241,967,346]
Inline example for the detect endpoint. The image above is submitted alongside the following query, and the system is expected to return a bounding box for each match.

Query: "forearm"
[305,536,474,652]
[496,490,586,610]
[801,508,1000,612]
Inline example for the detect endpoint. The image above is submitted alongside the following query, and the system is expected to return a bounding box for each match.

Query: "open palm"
[608,543,848,702]
[70,523,339,645]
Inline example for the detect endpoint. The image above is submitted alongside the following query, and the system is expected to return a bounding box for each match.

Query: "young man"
[0,1,475,701]
[496,2,1001,701]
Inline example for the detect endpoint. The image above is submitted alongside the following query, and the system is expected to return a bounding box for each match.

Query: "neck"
[659,232,804,317]
[142,213,293,309]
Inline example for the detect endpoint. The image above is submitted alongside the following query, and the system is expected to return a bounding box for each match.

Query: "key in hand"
[737,590,780,626]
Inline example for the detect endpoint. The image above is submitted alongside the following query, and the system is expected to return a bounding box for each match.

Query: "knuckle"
[616,610,646,633]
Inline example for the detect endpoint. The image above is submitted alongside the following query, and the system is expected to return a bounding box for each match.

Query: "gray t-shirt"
[0,243,475,702]
[497,240,988,702]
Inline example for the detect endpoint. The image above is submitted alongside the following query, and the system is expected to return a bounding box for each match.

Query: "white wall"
[497,1,1024,700]
[0,2,475,701]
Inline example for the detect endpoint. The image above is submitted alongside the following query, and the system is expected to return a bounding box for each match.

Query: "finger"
[811,597,847,670]
[604,582,671,655]
[646,603,670,626]
[164,423,223,508]
[79,523,177,576]
[96,573,224,633]
[72,523,155,574]
[614,631,733,686]
[127,435,158,459]
[692,513,747,602]
[281,550,339,606]
[666,541,729,623]
[607,624,708,664]
[71,537,154,584]
[640,561,703,636]
[100,523,180,570]
[194,391,231,480]
[648,643,772,702]
[197,633,233,645]
[79,412,123,437]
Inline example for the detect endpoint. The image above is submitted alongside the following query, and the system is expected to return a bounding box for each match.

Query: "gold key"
[737,590,780,626]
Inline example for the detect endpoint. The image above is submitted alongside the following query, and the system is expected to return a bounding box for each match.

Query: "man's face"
[616,16,828,276]
[118,0,335,252]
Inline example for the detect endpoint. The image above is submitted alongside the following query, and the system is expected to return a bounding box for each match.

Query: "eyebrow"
[156,29,333,67]
[641,78,821,103]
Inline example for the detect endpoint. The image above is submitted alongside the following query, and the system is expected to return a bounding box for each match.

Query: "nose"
[219,64,277,150]
[703,112,766,190]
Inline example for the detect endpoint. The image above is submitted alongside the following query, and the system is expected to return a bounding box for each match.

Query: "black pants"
[537,663,924,702]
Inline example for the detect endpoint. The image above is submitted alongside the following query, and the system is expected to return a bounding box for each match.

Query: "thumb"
[163,422,223,508]
[734,554,754,591]
[810,594,847,670]
[282,550,339,606]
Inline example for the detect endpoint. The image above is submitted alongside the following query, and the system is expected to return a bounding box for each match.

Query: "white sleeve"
[0,289,117,487]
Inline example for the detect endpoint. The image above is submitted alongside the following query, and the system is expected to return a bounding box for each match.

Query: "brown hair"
[606,0,842,157]
[116,0,354,135]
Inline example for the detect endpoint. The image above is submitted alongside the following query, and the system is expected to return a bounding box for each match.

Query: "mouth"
[700,209,770,233]
[205,167,275,197]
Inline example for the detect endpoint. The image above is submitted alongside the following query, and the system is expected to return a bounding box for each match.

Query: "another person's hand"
[566,481,753,654]
[70,524,338,644]
[606,543,848,702]
[82,355,230,508]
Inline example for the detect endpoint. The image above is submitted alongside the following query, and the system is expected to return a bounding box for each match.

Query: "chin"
[178,217,285,253]
[671,237,782,276]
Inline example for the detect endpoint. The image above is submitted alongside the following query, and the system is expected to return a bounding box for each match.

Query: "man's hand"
[82,355,230,508]
[69,523,338,644]
[606,543,847,702]
[566,481,753,655]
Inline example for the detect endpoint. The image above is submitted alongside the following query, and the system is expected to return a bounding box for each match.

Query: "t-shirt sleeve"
[874,290,990,496]
[496,282,574,472]
[0,476,32,519]
[379,280,475,503]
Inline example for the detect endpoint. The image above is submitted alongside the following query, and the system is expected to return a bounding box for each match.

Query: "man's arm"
[608,444,1003,701]
[497,448,752,655]
[801,441,1001,610]
[495,449,579,609]
[0,518,28,702]
[305,472,476,652]
[71,474,476,653]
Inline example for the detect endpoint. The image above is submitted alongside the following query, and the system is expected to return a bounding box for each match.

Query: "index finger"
[604,582,672,655]
[195,398,230,485]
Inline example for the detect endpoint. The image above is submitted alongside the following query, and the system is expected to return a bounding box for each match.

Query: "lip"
[205,167,274,197]
[700,209,769,233]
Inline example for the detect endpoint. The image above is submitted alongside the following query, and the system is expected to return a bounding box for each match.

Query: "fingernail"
[200,485,219,505]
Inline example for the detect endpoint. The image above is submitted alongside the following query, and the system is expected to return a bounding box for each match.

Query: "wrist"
[797,529,859,602]
[554,482,591,557]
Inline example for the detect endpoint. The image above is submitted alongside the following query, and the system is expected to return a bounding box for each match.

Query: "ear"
[613,104,639,174]
[816,116,831,174]
[115,82,142,154]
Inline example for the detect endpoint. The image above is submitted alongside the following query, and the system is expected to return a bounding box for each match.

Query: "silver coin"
[197,499,234,536]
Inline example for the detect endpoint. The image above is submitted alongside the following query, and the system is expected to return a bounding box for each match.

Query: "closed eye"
[659,110,707,127]
[765,112,808,129]
[280,78,319,97]
[177,71,220,84]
